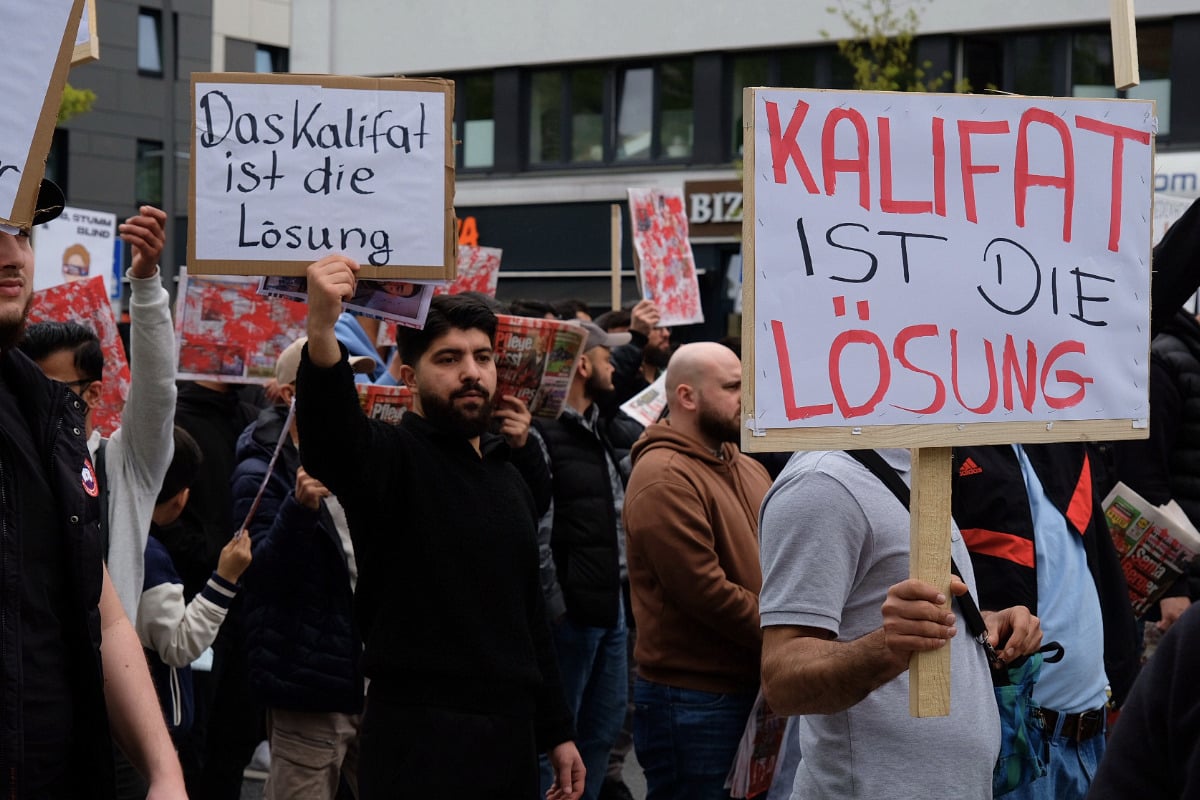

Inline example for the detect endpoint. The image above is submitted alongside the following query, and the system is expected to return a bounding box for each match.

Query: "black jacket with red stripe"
[951,443,1141,706]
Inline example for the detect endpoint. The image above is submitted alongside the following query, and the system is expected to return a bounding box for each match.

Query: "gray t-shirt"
[759,449,1000,800]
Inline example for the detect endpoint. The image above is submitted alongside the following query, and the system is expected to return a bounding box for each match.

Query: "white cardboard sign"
[745,89,1155,448]
[32,205,119,304]
[189,73,454,280]
[0,0,83,228]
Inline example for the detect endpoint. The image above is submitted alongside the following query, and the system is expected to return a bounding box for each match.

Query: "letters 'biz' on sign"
[188,73,456,280]
[742,88,1156,451]
[0,0,85,229]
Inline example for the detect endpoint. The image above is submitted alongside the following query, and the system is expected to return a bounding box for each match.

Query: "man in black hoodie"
[297,255,584,800]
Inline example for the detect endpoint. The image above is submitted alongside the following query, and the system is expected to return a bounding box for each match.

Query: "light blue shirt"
[1013,445,1108,713]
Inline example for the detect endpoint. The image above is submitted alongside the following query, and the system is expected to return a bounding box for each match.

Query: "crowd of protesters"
[3,181,1200,800]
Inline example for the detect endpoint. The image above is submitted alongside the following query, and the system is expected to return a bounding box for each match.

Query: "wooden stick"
[1111,0,1140,90]
[909,446,953,717]
[611,204,622,311]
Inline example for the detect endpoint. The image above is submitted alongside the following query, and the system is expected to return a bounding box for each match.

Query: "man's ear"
[399,362,417,389]
[277,383,296,406]
[576,353,592,379]
[83,378,104,409]
[675,382,699,412]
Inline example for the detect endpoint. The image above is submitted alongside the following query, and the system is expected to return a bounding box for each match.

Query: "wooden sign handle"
[1111,0,1140,91]
[611,204,622,311]
[909,446,953,717]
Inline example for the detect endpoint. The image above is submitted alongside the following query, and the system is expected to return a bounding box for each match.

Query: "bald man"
[622,342,771,800]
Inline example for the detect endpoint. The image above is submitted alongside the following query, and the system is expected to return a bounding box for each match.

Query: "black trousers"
[358,696,538,800]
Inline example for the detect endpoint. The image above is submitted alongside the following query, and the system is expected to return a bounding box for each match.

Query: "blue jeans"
[538,609,628,800]
[633,677,756,800]
[1005,716,1106,800]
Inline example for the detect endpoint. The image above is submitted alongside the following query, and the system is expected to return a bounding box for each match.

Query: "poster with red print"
[627,188,704,327]
[435,246,503,298]
[175,268,308,383]
[28,275,129,437]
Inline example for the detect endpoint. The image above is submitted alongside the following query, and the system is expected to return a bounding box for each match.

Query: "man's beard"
[0,296,32,352]
[420,381,494,438]
[698,403,740,445]
[584,370,612,401]
[644,343,671,369]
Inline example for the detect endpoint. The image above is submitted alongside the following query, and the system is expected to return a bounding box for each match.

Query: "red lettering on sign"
[822,108,871,211]
[879,117,933,215]
[1015,109,1075,243]
[958,120,1011,224]
[1074,115,1153,252]
[765,100,819,192]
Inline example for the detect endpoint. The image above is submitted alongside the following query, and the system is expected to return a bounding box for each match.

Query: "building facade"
[288,0,1200,341]
[52,1,1199,337]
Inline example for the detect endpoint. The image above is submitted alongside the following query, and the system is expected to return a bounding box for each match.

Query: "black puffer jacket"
[233,406,364,713]
[0,348,113,799]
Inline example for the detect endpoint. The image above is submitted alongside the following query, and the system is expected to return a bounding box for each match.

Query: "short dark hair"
[508,299,555,319]
[397,294,498,367]
[552,298,590,320]
[156,426,203,505]
[593,309,631,331]
[19,321,104,381]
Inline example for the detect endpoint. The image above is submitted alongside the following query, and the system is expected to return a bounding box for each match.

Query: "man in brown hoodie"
[623,342,771,800]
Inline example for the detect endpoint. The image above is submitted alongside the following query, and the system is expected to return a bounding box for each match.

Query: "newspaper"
[620,374,668,427]
[357,384,412,425]
[258,275,439,329]
[493,315,587,419]
[175,269,307,384]
[1102,481,1200,616]
[725,690,787,799]
[627,187,704,327]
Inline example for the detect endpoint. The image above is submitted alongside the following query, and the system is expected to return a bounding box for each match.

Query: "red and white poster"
[435,245,503,297]
[175,268,308,383]
[627,187,704,327]
[28,275,129,436]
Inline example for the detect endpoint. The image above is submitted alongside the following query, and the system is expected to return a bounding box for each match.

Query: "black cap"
[32,179,65,227]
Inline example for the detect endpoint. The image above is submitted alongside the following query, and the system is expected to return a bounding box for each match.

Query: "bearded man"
[528,321,633,800]
[622,342,772,800]
[295,256,584,800]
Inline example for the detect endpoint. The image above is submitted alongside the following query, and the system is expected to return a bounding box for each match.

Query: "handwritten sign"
[627,188,705,327]
[32,205,119,305]
[175,269,308,384]
[29,275,128,436]
[188,73,455,280]
[0,0,84,228]
[744,89,1155,450]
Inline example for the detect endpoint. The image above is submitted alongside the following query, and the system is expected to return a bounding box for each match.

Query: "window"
[137,9,163,75]
[730,55,768,158]
[135,140,163,207]
[659,59,693,159]
[461,74,494,169]
[529,71,563,165]
[962,36,1004,93]
[572,69,605,163]
[1127,23,1171,136]
[1010,33,1058,96]
[255,44,289,73]
[1071,30,1115,98]
[616,67,653,161]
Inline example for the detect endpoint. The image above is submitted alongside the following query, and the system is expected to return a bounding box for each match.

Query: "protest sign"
[494,315,587,418]
[28,275,128,436]
[258,275,436,329]
[435,245,502,297]
[188,73,455,280]
[627,188,705,327]
[0,0,85,229]
[72,0,99,66]
[175,269,308,383]
[32,205,120,305]
[743,88,1156,452]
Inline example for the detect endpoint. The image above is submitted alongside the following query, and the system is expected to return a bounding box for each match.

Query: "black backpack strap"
[844,449,996,662]
[95,437,110,561]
